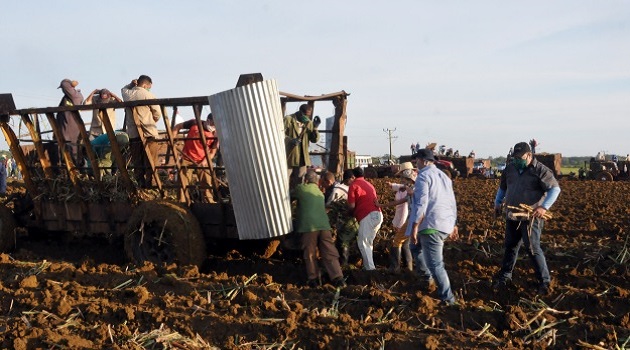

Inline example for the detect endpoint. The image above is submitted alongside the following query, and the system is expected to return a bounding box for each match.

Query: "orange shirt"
[182,123,218,164]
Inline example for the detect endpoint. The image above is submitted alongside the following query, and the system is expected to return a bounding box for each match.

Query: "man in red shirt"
[173,113,219,199]
[347,167,383,270]
[173,113,219,165]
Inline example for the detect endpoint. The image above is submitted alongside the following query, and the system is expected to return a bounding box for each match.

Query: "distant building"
[355,155,372,169]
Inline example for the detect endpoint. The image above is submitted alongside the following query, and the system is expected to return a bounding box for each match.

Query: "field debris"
[0,179,628,349]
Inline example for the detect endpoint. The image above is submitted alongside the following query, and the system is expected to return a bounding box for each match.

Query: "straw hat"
[395,162,417,181]
[395,162,415,174]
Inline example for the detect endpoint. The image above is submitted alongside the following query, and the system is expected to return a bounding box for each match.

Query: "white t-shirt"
[326,183,349,206]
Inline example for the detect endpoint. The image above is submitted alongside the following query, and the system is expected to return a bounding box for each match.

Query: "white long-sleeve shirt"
[391,183,409,229]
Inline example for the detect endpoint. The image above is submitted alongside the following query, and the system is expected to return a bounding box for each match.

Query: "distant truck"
[470,159,492,178]
[397,154,460,179]
[584,158,630,181]
[534,153,563,178]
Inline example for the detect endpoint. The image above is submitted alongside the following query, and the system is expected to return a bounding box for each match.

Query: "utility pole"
[383,128,397,164]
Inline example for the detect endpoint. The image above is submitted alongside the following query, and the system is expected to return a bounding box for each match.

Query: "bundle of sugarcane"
[507,203,553,220]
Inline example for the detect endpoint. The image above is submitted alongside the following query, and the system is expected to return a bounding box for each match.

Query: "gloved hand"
[289,138,301,147]
[313,116,321,128]
[494,206,502,219]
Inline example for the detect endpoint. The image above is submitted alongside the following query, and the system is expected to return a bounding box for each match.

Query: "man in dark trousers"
[492,142,561,296]
[406,149,458,305]
[292,170,346,288]
[121,75,162,188]
[50,79,84,169]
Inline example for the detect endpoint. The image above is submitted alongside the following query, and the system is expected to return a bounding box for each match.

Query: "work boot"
[307,279,320,288]
[389,246,402,273]
[339,246,350,266]
[491,277,510,290]
[537,283,550,296]
[402,241,413,272]
[332,277,347,288]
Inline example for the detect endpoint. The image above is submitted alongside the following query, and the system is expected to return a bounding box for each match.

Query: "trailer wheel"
[0,206,17,252]
[595,171,613,181]
[124,201,206,267]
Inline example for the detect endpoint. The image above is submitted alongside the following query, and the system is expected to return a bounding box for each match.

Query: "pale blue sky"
[1,1,628,157]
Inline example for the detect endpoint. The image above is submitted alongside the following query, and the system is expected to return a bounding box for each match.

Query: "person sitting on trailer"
[87,131,130,175]
[173,113,219,167]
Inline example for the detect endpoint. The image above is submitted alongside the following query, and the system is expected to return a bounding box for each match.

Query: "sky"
[1,1,628,158]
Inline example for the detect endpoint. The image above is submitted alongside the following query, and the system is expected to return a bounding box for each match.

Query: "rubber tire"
[595,171,613,181]
[0,206,17,252]
[124,200,206,267]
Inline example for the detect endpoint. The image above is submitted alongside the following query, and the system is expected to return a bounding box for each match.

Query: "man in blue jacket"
[406,149,458,305]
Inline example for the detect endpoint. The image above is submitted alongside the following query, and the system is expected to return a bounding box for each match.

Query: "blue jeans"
[409,240,432,281]
[497,218,550,285]
[419,231,455,304]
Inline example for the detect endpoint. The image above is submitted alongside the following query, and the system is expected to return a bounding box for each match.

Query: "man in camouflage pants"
[324,170,359,266]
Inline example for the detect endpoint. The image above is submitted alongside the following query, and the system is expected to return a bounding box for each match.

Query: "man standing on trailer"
[284,104,320,189]
[121,75,162,188]
[84,88,123,139]
[51,79,84,169]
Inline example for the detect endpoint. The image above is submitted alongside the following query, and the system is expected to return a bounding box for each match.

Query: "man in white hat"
[376,162,425,274]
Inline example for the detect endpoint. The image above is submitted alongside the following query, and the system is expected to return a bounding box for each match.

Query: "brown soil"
[0,178,628,349]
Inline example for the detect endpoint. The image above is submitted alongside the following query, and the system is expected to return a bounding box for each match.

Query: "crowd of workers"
[47,76,219,190]
[286,110,561,305]
[7,80,564,305]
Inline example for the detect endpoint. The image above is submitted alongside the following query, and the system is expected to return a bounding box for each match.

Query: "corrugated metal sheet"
[208,80,292,240]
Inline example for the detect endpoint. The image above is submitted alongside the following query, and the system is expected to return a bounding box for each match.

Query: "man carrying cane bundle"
[492,141,561,296]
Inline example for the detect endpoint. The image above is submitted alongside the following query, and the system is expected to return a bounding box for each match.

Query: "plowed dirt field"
[0,178,628,349]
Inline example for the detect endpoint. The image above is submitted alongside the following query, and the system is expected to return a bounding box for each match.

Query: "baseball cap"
[412,148,436,161]
[512,142,531,157]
